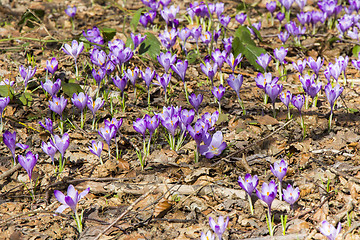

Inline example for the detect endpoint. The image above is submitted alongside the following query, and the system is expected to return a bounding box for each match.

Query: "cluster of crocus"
[201,215,229,240]
[238,159,300,236]
[49,133,70,172]
[133,114,160,169]
[54,184,90,233]
[3,130,29,166]
[19,65,37,91]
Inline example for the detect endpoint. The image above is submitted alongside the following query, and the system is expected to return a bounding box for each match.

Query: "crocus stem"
[279,182,282,201]
[247,193,254,215]
[59,118,64,135]
[184,82,189,104]
[312,95,318,108]
[218,100,222,114]
[0,115,3,134]
[92,115,96,130]
[115,135,119,160]
[238,96,246,115]
[287,107,291,120]
[108,143,111,160]
[80,111,84,129]
[99,156,103,165]
[147,88,151,110]
[121,91,125,112]
[195,144,199,163]
[165,91,168,104]
[74,211,83,233]
[272,102,276,118]
[268,208,274,236]
[264,93,268,105]
[133,87,137,104]
[75,60,78,79]
[328,109,333,132]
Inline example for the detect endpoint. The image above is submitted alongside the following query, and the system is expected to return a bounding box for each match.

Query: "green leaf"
[62,82,84,98]
[353,45,360,58]
[249,26,262,41]
[138,32,161,59]
[233,26,267,72]
[186,51,199,64]
[216,113,229,124]
[130,8,144,32]
[0,85,13,98]
[125,37,133,49]
[101,27,116,42]
[19,92,33,107]
[18,9,45,31]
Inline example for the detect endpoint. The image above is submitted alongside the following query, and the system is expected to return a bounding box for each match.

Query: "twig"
[0,164,21,180]
[93,186,155,240]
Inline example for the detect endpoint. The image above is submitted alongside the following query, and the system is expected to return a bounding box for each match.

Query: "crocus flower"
[256,180,278,212]
[19,65,37,89]
[280,0,294,11]
[171,59,188,82]
[0,78,14,86]
[238,174,259,196]
[130,33,146,49]
[72,92,88,112]
[255,72,278,90]
[180,109,195,131]
[200,61,218,86]
[83,26,104,46]
[189,93,203,113]
[92,68,106,86]
[212,85,225,102]
[39,118,54,135]
[209,216,229,240]
[266,1,277,14]
[235,13,247,24]
[88,140,103,159]
[145,114,160,137]
[41,141,57,163]
[222,36,233,54]
[280,91,292,109]
[319,221,341,240]
[161,115,180,137]
[187,122,206,147]
[112,75,128,93]
[200,31,212,46]
[274,47,288,64]
[292,59,307,74]
[53,133,70,156]
[87,97,104,117]
[201,111,219,129]
[297,12,310,25]
[271,159,288,200]
[65,5,77,18]
[215,2,225,18]
[220,15,231,28]
[160,5,180,26]
[133,118,147,139]
[62,40,84,62]
[90,49,107,67]
[157,51,177,73]
[201,231,215,240]
[18,151,38,181]
[41,79,61,97]
[265,82,283,103]
[226,53,243,73]
[277,12,285,23]
[278,31,290,44]
[307,56,323,76]
[191,25,202,45]
[49,96,67,119]
[227,74,243,98]
[45,57,58,75]
[99,125,116,147]
[105,117,123,132]
[212,49,226,69]
[291,94,305,114]
[283,184,300,207]
[3,130,16,163]
[156,72,172,102]
[159,28,178,50]
[199,131,227,159]
[124,67,140,89]
[256,53,271,72]
[295,0,307,10]
[54,184,90,213]
[324,83,343,113]
[299,74,322,98]
[141,67,156,89]
[0,96,10,132]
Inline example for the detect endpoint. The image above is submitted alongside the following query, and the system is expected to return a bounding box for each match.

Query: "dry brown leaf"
[153,198,172,218]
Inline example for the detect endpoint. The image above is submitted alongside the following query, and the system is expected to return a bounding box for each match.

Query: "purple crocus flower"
[297,12,310,25]
[328,62,341,81]
[336,56,349,75]
[295,0,307,10]
[54,184,90,213]
[130,33,146,49]
[307,56,323,76]
[3,130,16,163]
[160,5,180,26]
[291,94,305,114]
[324,83,343,113]
[280,0,295,11]
[159,28,178,50]
[62,40,84,62]
[283,184,300,207]
[299,74,322,98]
[292,59,307,74]
[270,159,288,182]
[162,115,180,137]
[160,0,171,7]
[212,85,225,102]
[98,124,116,147]
[274,47,288,64]
[280,91,292,118]
[235,13,247,24]
[255,72,278,90]
[199,131,227,159]
[180,109,195,130]
[187,122,206,146]
[39,118,54,135]
[124,67,140,88]
[200,60,218,86]
[213,28,222,43]
[112,75,128,93]
[256,180,278,212]
[266,1,277,14]
[18,151,38,181]
[0,96,10,131]
[200,31,212,46]
[215,2,225,18]
[89,140,103,159]
[191,25,202,45]
[105,117,123,132]
[319,221,341,240]
[41,141,57,163]
[41,79,61,97]
[71,92,88,112]
[211,49,226,69]
[227,74,243,98]
[156,72,172,102]
[238,174,259,196]
[226,53,243,73]
[265,82,283,103]
[201,231,215,240]
[65,5,77,18]
[141,67,155,90]
[145,114,160,137]
[87,97,104,117]
[83,26,104,46]
[171,59,188,82]
[92,68,106,86]
[220,15,231,28]
[0,78,14,87]
[277,12,285,23]
[45,57,58,75]
[222,36,233,54]
[209,216,229,240]
[53,133,70,156]
[133,118,147,139]
[157,51,176,73]
[189,93,203,113]
[19,65,37,89]
[49,96,67,119]
[256,53,271,72]
[90,49,107,67]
